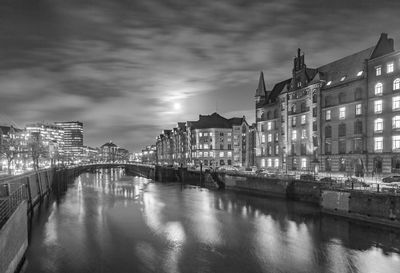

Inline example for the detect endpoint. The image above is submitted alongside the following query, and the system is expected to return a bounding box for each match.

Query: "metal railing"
[0,185,27,229]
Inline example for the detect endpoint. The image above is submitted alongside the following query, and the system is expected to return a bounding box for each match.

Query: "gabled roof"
[190,112,246,129]
[265,78,291,103]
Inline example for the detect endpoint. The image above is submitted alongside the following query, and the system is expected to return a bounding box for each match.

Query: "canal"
[21,168,400,273]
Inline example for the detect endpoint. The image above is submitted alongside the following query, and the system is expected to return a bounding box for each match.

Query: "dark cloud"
[0,0,400,151]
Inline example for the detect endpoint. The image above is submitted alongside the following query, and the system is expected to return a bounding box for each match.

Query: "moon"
[173,103,181,110]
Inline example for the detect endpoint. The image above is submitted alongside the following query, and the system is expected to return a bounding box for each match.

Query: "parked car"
[319,177,336,183]
[344,178,370,188]
[382,175,400,183]
[299,174,316,181]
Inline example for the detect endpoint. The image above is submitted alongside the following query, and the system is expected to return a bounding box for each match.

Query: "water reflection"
[23,169,400,273]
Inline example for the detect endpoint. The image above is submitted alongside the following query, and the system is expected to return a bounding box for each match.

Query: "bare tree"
[0,127,18,175]
[27,132,48,170]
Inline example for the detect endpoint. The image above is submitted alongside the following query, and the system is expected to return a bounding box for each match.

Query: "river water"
[22,168,400,273]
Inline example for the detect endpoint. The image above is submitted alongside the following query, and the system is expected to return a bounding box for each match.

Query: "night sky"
[1,0,400,152]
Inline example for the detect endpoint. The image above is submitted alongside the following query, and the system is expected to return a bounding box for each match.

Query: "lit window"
[387,62,394,73]
[219,152,224,157]
[356,104,362,115]
[268,134,272,142]
[393,96,400,110]
[199,152,203,157]
[301,158,307,169]
[326,110,331,121]
[204,132,208,137]
[374,137,383,151]
[210,132,213,136]
[210,152,214,157]
[292,130,297,140]
[267,122,271,130]
[227,151,232,157]
[204,144,209,149]
[274,158,279,167]
[301,115,306,124]
[227,132,232,136]
[275,132,279,141]
[292,117,297,126]
[394,78,400,90]
[326,81,332,86]
[267,158,272,167]
[375,83,383,95]
[393,116,400,129]
[376,66,381,76]
[339,107,346,119]
[357,71,363,77]
[340,76,346,81]
[374,118,383,132]
[261,158,265,167]
[301,129,306,139]
[374,100,382,114]
[275,145,279,154]
[199,132,203,137]
[394,136,400,150]
[204,152,209,157]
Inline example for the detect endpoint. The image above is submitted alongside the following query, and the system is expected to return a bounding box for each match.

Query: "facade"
[256,33,400,176]
[25,123,64,156]
[141,145,157,164]
[55,121,83,160]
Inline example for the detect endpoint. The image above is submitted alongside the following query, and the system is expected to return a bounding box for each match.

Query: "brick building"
[256,33,400,176]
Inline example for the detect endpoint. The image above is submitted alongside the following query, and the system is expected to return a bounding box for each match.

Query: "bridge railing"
[0,184,27,229]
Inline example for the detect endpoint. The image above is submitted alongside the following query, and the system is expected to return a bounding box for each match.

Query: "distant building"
[141,145,156,164]
[25,123,64,155]
[255,33,400,176]
[55,121,83,160]
[100,141,129,162]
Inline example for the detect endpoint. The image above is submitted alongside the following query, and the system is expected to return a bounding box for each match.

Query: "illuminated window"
[204,132,208,137]
[376,66,381,76]
[393,116,400,129]
[267,122,271,130]
[268,134,272,143]
[394,136,400,150]
[292,117,297,126]
[374,118,383,132]
[356,104,362,115]
[393,96,400,110]
[198,152,203,157]
[340,76,346,81]
[210,151,214,157]
[301,129,306,139]
[301,158,307,168]
[357,71,363,76]
[227,151,232,157]
[219,151,224,157]
[274,158,279,167]
[375,83,383,95]
[261,158,265,167]
[339,107,346,119]
[394,78,400,90]
[267,158,272,167]
[203,144,209,149]
[326,110,331,121]
[199,132,203,137]
[301,115,306,124]
[326,81,332,86]
[261,134,265,143]
[209,132,213,136]
[275,132,279,141]
[374,100,382,114]
[275,145,279,155]
[292,130,297,140]
[204,152,209,157]
[387,62,394,73]
[374,137,383,151]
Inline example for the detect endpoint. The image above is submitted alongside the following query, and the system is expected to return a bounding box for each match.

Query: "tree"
[0,127,19,175]
[27,132,48,170]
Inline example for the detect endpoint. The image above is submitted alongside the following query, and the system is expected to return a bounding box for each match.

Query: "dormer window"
[340,76,346,82]
[357,71,363,77]
[326,81,332,86]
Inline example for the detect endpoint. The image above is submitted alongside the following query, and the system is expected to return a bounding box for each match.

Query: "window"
[204,144,209,149]
[209,132,213,137]
[339,140,346,154]
[301,129,306,139]
[274,109,278,119]
[356,104,362,115]
[274,158,279,167]
[301,115,306,124]
[325,126,332,138]
[354,138,363,153]
[227,132,231,136]
[354,120,363,134]
[375,83,383,96]
[340,76,346,82]
[326,110,331,121]
[292,117,297,127]
[327,81,332,86]
[204,132,208,137]
[267,122,271,130]
[357,71,363,76]
[291,104,296,113]
[339,123,346,137]
[268,146,272,156]
[292,130,297,140]
[393,116,400,129]
[354,88,362,100]
[267,158,272,167]
[204,152,209,157]
[325,141,332,154]
[227,144,232,150]
[301,158,307,169]
[339,107,346,119]
[268,134,272,143]
[275,145,279,155]
[376,66,382,76]
[219,151,224,157]
[261,158,265,167]
[301,102,306,112]
[199,132,203,137]
[261,134,265,143]
[301,143,306,155]
[325,95,332,107]
[374,118,383,132]
[220,144,224,150]
[313,91,317,103]
[375,137,383,151]
[394,78,400,90]
[393,96,400,110]
[393,136,400,150]
[374,100,382,114]
[227,151,232,157]
[275,132,279,141]
[313,107,317,117]
[387,62,394,73]
[210,151,214,157]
